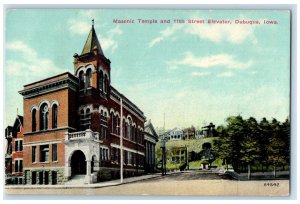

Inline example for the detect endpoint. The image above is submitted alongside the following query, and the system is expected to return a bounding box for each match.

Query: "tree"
[225,115,245,172]
[267,118,289,177]
[257,117,271,171]
[239,117,261,179]
[213,116,290,176]
[214,125,232,170]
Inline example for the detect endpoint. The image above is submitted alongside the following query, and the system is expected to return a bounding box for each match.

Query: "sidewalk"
[5,173,163,189]
[225,170,290,180]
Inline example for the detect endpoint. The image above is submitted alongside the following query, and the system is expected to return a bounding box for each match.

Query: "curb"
[5,174,162,190]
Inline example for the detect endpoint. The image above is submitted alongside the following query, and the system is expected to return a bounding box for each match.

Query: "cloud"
[68,20,90,35]
[98,35,118,53]
[108,25,123,36]
[184,22,256,44]
[217,71,234,77]
[149,24,183,47]
[170,52,253,70]
[6,41,62,80]
[99,26,123,53]
[191,72,210,77]
[6,41,37,59]
[68,18,122,53]
[79,10,97,19]
[149,16,257,47]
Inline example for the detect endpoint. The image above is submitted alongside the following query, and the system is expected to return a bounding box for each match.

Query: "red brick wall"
[12,128,24,175]
[23,141,65,168]
[23,88,72,133]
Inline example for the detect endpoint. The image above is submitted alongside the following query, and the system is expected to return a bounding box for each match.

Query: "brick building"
[6,23,147,185]
[5,115,24,184]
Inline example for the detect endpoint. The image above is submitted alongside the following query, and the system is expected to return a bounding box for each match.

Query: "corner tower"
[73,20,111,97]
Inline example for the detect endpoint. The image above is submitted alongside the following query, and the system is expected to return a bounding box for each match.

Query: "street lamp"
[160,138,166,176]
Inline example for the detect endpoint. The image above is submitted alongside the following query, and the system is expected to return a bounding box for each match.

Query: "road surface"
[5,171,289,196]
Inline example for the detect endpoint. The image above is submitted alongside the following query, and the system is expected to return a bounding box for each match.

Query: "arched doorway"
[71,150,86,175]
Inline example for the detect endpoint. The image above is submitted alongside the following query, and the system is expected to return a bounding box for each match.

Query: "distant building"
[170,146,187,164]
[183,127,195,140]
[5,115,24,185]
[169,128,184,141]
[195,129,204,139]
[202,122,217,137]
[144,120,158,173]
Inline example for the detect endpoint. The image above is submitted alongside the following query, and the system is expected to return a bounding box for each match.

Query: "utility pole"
[120,98,123,183]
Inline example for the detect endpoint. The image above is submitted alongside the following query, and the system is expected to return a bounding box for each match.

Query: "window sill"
[40,161,49,164]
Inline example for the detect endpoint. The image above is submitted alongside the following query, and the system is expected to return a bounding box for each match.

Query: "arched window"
[79,71,84,90]
[104,75,108,93]
[110,112,114,133]
[40,104,49,131]
[116,115,120,135]
[132,126,135,142]
[32,109,36,132]
[122,119,126,138]
[99,70,103,91]
[128,118,132,140]
[135,128,138,143]
[52,104,58,129]
[86,69,92,88]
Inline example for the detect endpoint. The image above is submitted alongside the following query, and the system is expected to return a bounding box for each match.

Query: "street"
[5,171,289,196]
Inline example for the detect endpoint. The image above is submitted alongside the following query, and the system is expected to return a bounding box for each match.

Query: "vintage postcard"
[4,9,291,196]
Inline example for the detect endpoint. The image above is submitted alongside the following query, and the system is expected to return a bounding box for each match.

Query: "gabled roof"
[12,115,23,137]
[81,24,104,56]
[144,120,158,141]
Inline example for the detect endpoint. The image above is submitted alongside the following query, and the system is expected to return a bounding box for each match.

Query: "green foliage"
[214,115,290,172]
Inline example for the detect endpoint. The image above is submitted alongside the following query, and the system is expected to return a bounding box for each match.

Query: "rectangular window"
[52,144,57,161]
[100,148,103,160]
[40,145,49,162]
[45,171,49,185]
[39,171,43,184]
[14,140,23,152]
[32,146,36,163]
[32,172,36,184]
[52,171,57,185]
[15,160,18,172]
[19,160,23,172]
[116,149,120,163]
[127,152,130,165]
[20,140,23,151]
[15,141,18,152]
[124,150,127,164]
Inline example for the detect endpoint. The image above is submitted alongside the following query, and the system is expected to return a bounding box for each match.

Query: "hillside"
[156,137,219,152]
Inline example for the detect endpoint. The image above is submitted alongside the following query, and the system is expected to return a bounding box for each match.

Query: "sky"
[4,9,290,130]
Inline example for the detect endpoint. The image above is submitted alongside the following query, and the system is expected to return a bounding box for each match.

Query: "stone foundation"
[23,167,65,185]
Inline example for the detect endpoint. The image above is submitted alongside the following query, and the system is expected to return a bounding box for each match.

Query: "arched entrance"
[71,150,86,175]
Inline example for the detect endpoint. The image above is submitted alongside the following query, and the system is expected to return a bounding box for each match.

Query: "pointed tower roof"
[81,20,104,55]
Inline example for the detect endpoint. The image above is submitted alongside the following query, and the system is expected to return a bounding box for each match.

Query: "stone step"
[64,175,86,185]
